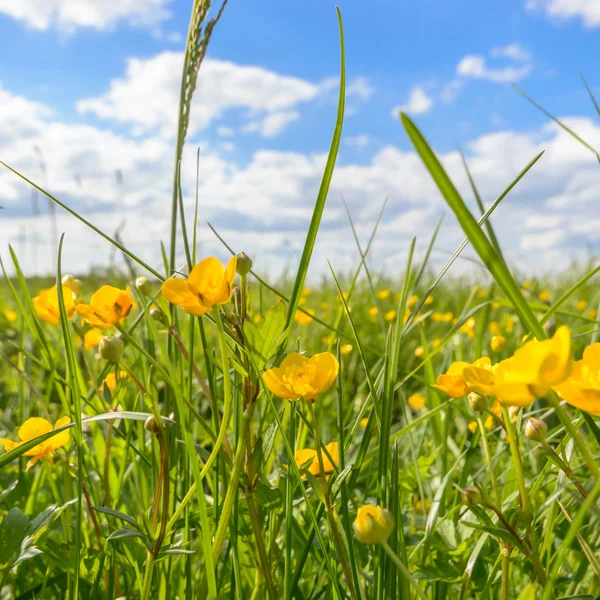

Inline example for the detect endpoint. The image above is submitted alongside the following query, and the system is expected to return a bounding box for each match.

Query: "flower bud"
[524,417,547,443]
[353,504,395,545]
[144,415,159,434]
[150,307,166,324]
[61,274,81,296]
[99,335,124,363]
[468,392,488,413]
[235,252,253,275]
[490,335,507,352]
[461,485,482,506]
[135,276,152,296]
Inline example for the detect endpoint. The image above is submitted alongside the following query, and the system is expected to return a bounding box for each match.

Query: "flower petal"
[18,417,52,442]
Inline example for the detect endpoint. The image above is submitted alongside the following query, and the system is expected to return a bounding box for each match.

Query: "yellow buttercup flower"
[414,346,424,359]
[353,505,395,545]
[33,285,77,324]
[554,343,600,415]
[295,309,315,325]
[161,256,236,317]
[408,294,418,308]
[294,441,338,477]
[489,321,502,336]
[408,392,426,410]
[0,417,71,471]
[460,317,476,339]
[384,310,397,321]
[83,328,104,350]
[368,306,379,317]
[377,289,391,300]
[360,417,369,428]
[76,286,134,329]
[523,280,532,289]
[539,289,551,303]
[493,326,571,407]
[3,309,17,322]
[432,311,453,323]
[320,302,330,310]
[490,335,507,352]
[434,358,492,398]
[576,299,588,312]
[263,352,338,402]
[340,344,353,355]
[101,371,129,393]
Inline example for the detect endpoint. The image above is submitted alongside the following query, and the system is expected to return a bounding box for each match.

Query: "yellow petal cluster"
[33,285,77,324]
[263,352,338,402]
[161,256,237,317]
[554,343,600,415]
[353,504,395,545]
[294,441,338,476]
[76,286,134,329]
[0,417,71,471]
[434,358,492,398]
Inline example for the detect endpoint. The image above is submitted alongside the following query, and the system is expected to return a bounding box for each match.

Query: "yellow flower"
[320,302,330,310]
[3,309,17,322]
[434,358,492,398]
[0,417,71,471]
[294,441,338,477]
[353,505,395,545]
[432,338,441,349]
[539,289,551,303]
[61,274,82,296]
[460,317,476,339]
[295,309,315,325]
[414,346,424,359]
[432,311,453,323]
[490,335,507,352]
[161,256,237,317]
[384,310,397,321]
[489,321,502,336]
[301,288,312,296]
[341,344,353,355]
[493,326,571,407]
[368,306,379,317]
[589,309,598,320]
[76,286,134,329]
[408,392,426,410]
[263,352,339,402]
[523,280,532,289]
[377,289,391,300]
[576,299,588,312]
[424,296,434,305]
[298,296,307,306]
[83,328,104,350]
[101,371,129,393]
[555,343,600,415]
[503,314,514,334]
[408,295,418,308]
[360,417,369,428]
[33,285,77,324]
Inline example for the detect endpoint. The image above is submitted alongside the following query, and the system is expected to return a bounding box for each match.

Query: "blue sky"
[1,0,600,278]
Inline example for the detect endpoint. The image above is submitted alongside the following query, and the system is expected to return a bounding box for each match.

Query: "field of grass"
[2,4,600,600]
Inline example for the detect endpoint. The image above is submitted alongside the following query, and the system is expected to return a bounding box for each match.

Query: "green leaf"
[0,508,30,565]
[244,300,288,371]
[93,506,144,533]
[106,528,147,542]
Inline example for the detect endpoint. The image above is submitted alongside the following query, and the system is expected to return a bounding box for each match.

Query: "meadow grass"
[2,4,600,599]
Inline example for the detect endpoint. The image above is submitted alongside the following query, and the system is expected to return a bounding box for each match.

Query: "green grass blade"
[284,7,345,331]
[401,112,545,339]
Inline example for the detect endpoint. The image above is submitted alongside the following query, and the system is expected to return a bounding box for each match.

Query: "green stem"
[284,403,296,599]
[141,553,156,600]
[308,403,357,600]
[501,407,530,520]
[381,542,427,600]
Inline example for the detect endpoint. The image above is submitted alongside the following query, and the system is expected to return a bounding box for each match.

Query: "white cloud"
[3,82,600,279]
[490,44,531,62]
[242,111,300,138]
[440,79,464,103]
[526,0,600,29]
[521,229,566,249]
[217,126,234,137]
[0,0,171,33]
[392,86,434,117]
[77,52,320,138]
[457,54,532,83]
[345,134,370,150]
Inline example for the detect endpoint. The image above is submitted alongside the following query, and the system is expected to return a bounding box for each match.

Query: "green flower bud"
[462,486,482,506]
[150,307,165,324]
[99,335,124,363]
[468,392,488,413]
[61,274,81,296]
[144,416,159,434]
[524,417,547,443]
[135,276,152,296]
[235,252,253,276]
